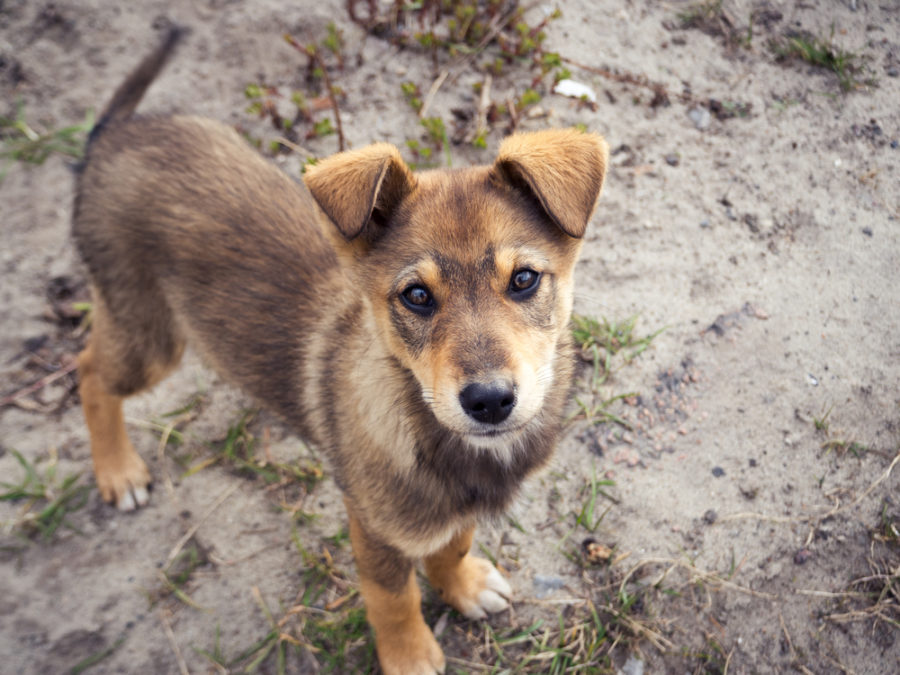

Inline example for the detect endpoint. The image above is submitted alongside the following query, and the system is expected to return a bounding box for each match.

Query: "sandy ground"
[1,1,898,673]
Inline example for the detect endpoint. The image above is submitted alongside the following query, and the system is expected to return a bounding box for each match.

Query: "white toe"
[117,491,136,511]
[484,566,512,599]
[478,588,510,614]
[462,603,488,621]
[133,486,150,507]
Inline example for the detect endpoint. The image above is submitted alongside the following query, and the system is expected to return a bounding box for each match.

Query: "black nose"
[459,381,516,425]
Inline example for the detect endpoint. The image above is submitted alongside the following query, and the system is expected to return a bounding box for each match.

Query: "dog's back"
[74,33,339,435]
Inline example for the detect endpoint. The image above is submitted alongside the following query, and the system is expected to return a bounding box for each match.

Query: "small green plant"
[769,29,874,91]
[572,314,664,389]
[677,0,724,29]
[149,538,210,610]
[573,472,616,533]
[813,404,834,433]
[0,103,92,179]
[0,449,89,540]
[400,81,423,112]
[181,412,324,507]
[568,314,662,430]
[822,439,869,457]
[406,117,451,169]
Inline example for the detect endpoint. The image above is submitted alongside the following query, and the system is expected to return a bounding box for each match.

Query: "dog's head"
[305,129,608,455]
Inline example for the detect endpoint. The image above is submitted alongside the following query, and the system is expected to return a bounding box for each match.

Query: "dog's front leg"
[424,526,512,620]
[346,505,445,675]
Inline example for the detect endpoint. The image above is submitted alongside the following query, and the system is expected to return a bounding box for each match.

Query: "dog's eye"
[508,268,541,299]
[400,284,435,316]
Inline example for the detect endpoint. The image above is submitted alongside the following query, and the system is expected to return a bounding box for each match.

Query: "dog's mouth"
[467,424,524,438]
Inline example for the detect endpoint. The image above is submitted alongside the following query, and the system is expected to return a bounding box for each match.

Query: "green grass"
[769,30,874,91]
[0,449,89,540]
[196,526,371,674]
[0,103,92,179]
[569,314,663,428]
[677,0,724,29]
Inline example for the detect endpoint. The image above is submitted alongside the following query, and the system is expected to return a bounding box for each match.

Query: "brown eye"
[400,284,435,316]
[509,268,541,299]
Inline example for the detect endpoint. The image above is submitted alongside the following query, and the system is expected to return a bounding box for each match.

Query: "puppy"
[73,28,608,674]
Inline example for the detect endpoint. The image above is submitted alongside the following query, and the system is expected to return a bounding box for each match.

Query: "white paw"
[461,563,512,620]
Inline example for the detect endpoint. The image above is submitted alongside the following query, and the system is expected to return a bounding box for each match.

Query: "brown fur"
[73,29,609,674]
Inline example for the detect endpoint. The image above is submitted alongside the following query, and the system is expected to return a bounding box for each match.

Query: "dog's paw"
[431,555,512,620]
[95,453,152,511]
[376,618,445,675]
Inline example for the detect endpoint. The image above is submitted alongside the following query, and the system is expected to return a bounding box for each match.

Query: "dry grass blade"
[164,483,239,568]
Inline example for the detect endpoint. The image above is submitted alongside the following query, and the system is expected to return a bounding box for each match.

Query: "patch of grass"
[69,635,127,675]
[198,527,369,674]
[769,29,875,91]
[148,537,212,610]
[568,314,662,430]
[573,472,617,534]
[570,314,663,411]
[0,448,89,540]
[822,439,870,457]
[677,0,723,30]
[0,102,92,179]
[811,405,870,457]
[351,0,568,141]
[405,116,452,169]
[573,315,663,373]
[242,24,348,157]
[813,404,833,433]
[187,411,324,493]
[819,503,899,632]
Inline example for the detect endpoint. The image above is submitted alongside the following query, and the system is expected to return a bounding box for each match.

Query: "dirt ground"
[1,1,898,673]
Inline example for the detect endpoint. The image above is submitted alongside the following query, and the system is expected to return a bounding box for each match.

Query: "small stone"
[532,574,565,599]
[618,656,645,675]
[862,227,873,237]
[703,509,718,524]
[887,67,899,78]
[700,219,710,228]
[712,466,725,477]
[688,106,711,130]
[891,140,899,149]
[664,153,680,166]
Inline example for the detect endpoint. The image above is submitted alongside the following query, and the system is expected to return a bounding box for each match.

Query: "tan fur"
[73,30,608,674]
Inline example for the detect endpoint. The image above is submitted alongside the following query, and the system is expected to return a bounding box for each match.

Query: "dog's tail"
[89,25,186,143]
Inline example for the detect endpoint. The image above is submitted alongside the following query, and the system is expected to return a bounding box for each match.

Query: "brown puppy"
[73,28,608,674]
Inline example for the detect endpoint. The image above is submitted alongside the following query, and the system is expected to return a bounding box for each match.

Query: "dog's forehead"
[398,168,550,255]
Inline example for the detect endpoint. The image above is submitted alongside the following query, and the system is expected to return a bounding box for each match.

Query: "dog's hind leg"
[77,288,184,511]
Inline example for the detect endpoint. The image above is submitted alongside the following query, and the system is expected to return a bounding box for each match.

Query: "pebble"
[688,106,711,130]
[664,153,680,166]
[532,574,565,598]
[712,466,726,477]
[618,656,645,675]
[703,509,718,524]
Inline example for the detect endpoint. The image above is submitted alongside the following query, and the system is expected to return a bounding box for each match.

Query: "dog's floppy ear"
[492,129,609,238]
[303,143,416,241]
